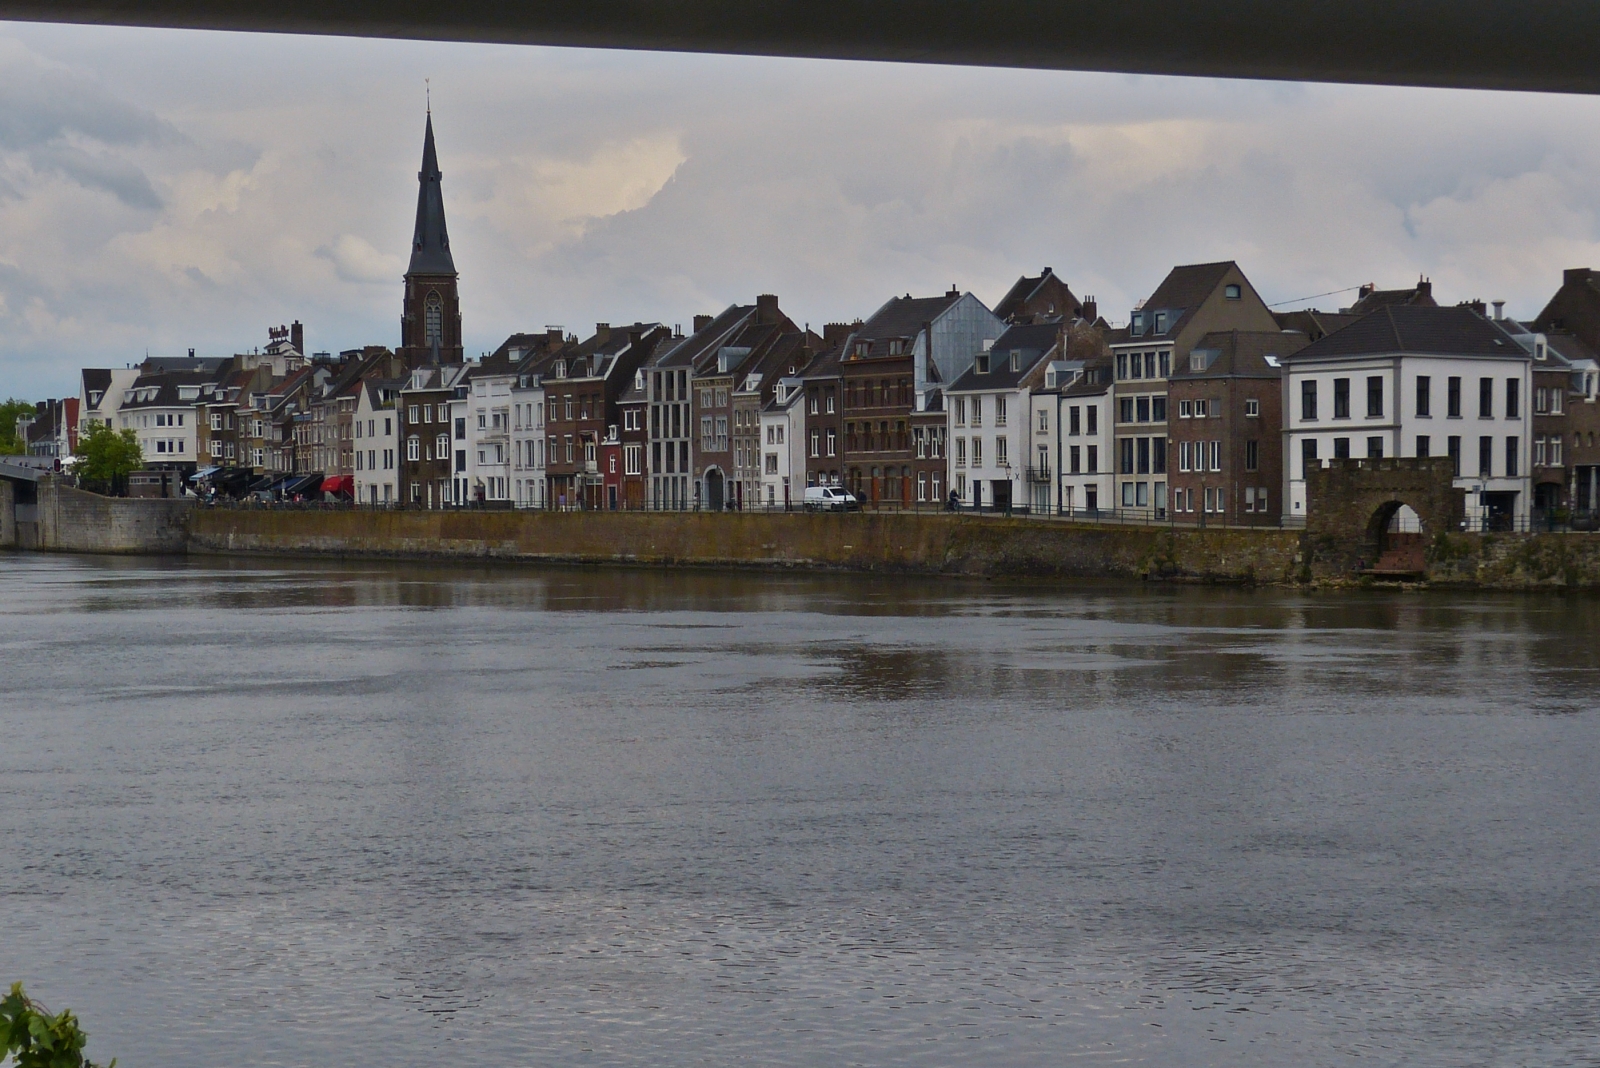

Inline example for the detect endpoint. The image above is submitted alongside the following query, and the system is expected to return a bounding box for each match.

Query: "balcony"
[1026,464,1052,483]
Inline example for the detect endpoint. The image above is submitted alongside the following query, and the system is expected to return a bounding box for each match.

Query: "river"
[2,553,1598,1066]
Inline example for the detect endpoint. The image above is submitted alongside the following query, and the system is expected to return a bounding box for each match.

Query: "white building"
[1282,305,1533,528]
[352,379,401,504]
[945,321,1060,511]
[759,376,806,508]
[512,366,548,508]
[79,367,140,437]
[1029,358,1115,515]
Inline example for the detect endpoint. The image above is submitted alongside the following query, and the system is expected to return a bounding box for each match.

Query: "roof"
[849,291,965,357]
[1283,305,1525,362]
[1343,279,1436,315]
[81,369,112,397]
[1273,308,1363,342]
[993,268,1080,323]
[1134,260,1239,339]
[407,112,456,277]
[1173,330,1308,379]
[652,305,755,369]
[946,321,1059,392]
[1060,357,1114,397]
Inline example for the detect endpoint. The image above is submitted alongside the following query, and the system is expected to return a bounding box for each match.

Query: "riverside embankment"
[10,480,1600,587]
[186,506,1302,582]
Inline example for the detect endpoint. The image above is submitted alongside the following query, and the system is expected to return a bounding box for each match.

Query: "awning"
[283,473,323,496]
[320,475,352,495]
[189,466,221,481]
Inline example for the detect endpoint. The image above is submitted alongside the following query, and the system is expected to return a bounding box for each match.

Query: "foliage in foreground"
[0,983,114,1068]
[73,423,143,495]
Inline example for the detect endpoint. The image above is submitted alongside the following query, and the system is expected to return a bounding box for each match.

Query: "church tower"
[399,110,463,364]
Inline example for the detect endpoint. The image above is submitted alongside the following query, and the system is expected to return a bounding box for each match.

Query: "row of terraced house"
[56,112,1600,528]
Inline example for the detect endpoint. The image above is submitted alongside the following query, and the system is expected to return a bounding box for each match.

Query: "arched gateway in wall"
[1305,458,1465,576]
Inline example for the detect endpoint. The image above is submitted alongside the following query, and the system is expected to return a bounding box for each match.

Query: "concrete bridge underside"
[0,1,1597,96]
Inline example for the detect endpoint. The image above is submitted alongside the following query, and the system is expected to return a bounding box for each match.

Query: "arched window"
[424,292,443,347]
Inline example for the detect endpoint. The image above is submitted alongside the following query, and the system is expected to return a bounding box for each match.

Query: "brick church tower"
[399,110,463,364]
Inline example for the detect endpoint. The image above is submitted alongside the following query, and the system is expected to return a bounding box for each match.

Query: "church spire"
[407,111,455,277]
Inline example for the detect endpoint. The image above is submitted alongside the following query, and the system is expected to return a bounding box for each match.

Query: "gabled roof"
[1273,308,1363,342]
[1342,279,1436,315]
[1134,261,1240,340]
[993,268,1080,323]
[407,112,456,277]
[81,369,112,397]
[1060,357,1115,398]
[1283,305,1524,362]
[946,321,1059,392]
[652,305,755,369]
[850,291,964,356]
[1174,330,1308,379]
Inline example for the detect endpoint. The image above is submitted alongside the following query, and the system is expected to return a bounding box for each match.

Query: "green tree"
[0,397,34,455]
[0,983,115,1068]
[74,422,143,495]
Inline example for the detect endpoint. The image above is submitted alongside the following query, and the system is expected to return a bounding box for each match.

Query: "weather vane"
[426,78,431,113]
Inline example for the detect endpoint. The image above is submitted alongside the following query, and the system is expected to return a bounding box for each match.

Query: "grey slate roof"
[407,113,456,277]
[946,321,1059,392]
[1135,261,1239,339]
[851,291,964,356]
[1282,305,1524,362]
[1175,330,1309,379]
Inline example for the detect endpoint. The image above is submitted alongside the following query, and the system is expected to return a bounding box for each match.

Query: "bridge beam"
[0,1,1596,96]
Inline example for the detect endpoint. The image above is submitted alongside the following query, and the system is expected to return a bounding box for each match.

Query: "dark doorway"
[991,479,1012,512]
[704,468,724,511]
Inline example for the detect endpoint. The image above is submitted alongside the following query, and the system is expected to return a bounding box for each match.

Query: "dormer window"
[975,352,990,374]
[1154,311,1168,334]
[1224,284,1242,299]
[1009,351,1020,372]
[554,360,566,378]
[854,342,868,359]
[888,339,904,355]
[1131,312,1144,336]
[1190,353,1206,372]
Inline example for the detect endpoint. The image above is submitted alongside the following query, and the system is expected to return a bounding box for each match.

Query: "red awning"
[320,475,352,495]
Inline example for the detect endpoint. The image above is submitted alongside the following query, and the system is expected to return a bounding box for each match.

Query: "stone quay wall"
[187,508,1303,583]
[33,478,191,554]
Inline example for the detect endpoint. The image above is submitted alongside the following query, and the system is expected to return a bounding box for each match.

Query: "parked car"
[803,485,860,512]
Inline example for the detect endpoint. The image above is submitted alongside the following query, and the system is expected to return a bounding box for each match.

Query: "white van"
[803,485,859,512]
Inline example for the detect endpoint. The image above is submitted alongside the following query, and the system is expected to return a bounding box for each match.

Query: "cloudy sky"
[4,21,1600,398]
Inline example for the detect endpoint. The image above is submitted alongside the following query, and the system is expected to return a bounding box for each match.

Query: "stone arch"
[1305,457,1466,577]
[1364,500,1428,573]
[703,466,725,511]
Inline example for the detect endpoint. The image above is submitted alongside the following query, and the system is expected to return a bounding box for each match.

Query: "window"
[424,293,443,347]
[1505,436,1519,477]
[1506,378,1520,419]
[825,428,836,457]
[996,437,1008,466]
[1416,376,1431,418]
[1069,406,1081,435]
[1245,439,1259,471]
[1178,441,1191,472]
[1086,445,1098,473]
[1416,435,1430,458]
[407,437,420,461]
[1333,437,1350,459]
[1086,406,1097,434]
[1480,378,1494,418]
[1550,436,1563,465]
[408,405,419,424]
[972,437,982,467]
[955,436,967,467]
[1366,436,1383,459]
[1070,445,1081,474]
[454,417,465,440]
[954,397,966,425]
[436,433,448,457]
[1037,409,1048,432]
[1448,376,1462,418]
[975,352,990,374]
[1119,438,1135,474]
[1479,435,1493,477]
[1179,399,1193,418]
[1334,378,1350,419]
[1244,398,1259,418]
[1301,380,1318,421]
[1224,283,1241,299]
[1302,438,1319,477]
[1116,354,1128,379]
[1119,398,1135,423]
[1152,396,1167,422]
[995,396,1007,426]
[1193,398,1206,419]
[971,397,983,426]
[1367,376,1383,418]
[1137,397,1150,423]
[810,429,820,458]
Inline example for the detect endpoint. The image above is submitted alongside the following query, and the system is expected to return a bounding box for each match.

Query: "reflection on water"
[2,553,1599,1066]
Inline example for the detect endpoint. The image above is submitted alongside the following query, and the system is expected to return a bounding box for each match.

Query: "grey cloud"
[0,63,176,150]
[27,143,162,209]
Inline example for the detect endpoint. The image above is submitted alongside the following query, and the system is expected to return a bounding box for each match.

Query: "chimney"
[1492,300,1505,320]
[188,347,195,358]
[1459,299,1487,317]
[947,285,961,298]
[756,293,780,325]
[595,322,611,343]
[1081,296,1097,323]
[1358,284,1374,300]
[1565,267,1594,286]
[291,321,304,353]
[547,327,564,346]
[1416,279,1432,301]
[693,314,713,333]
